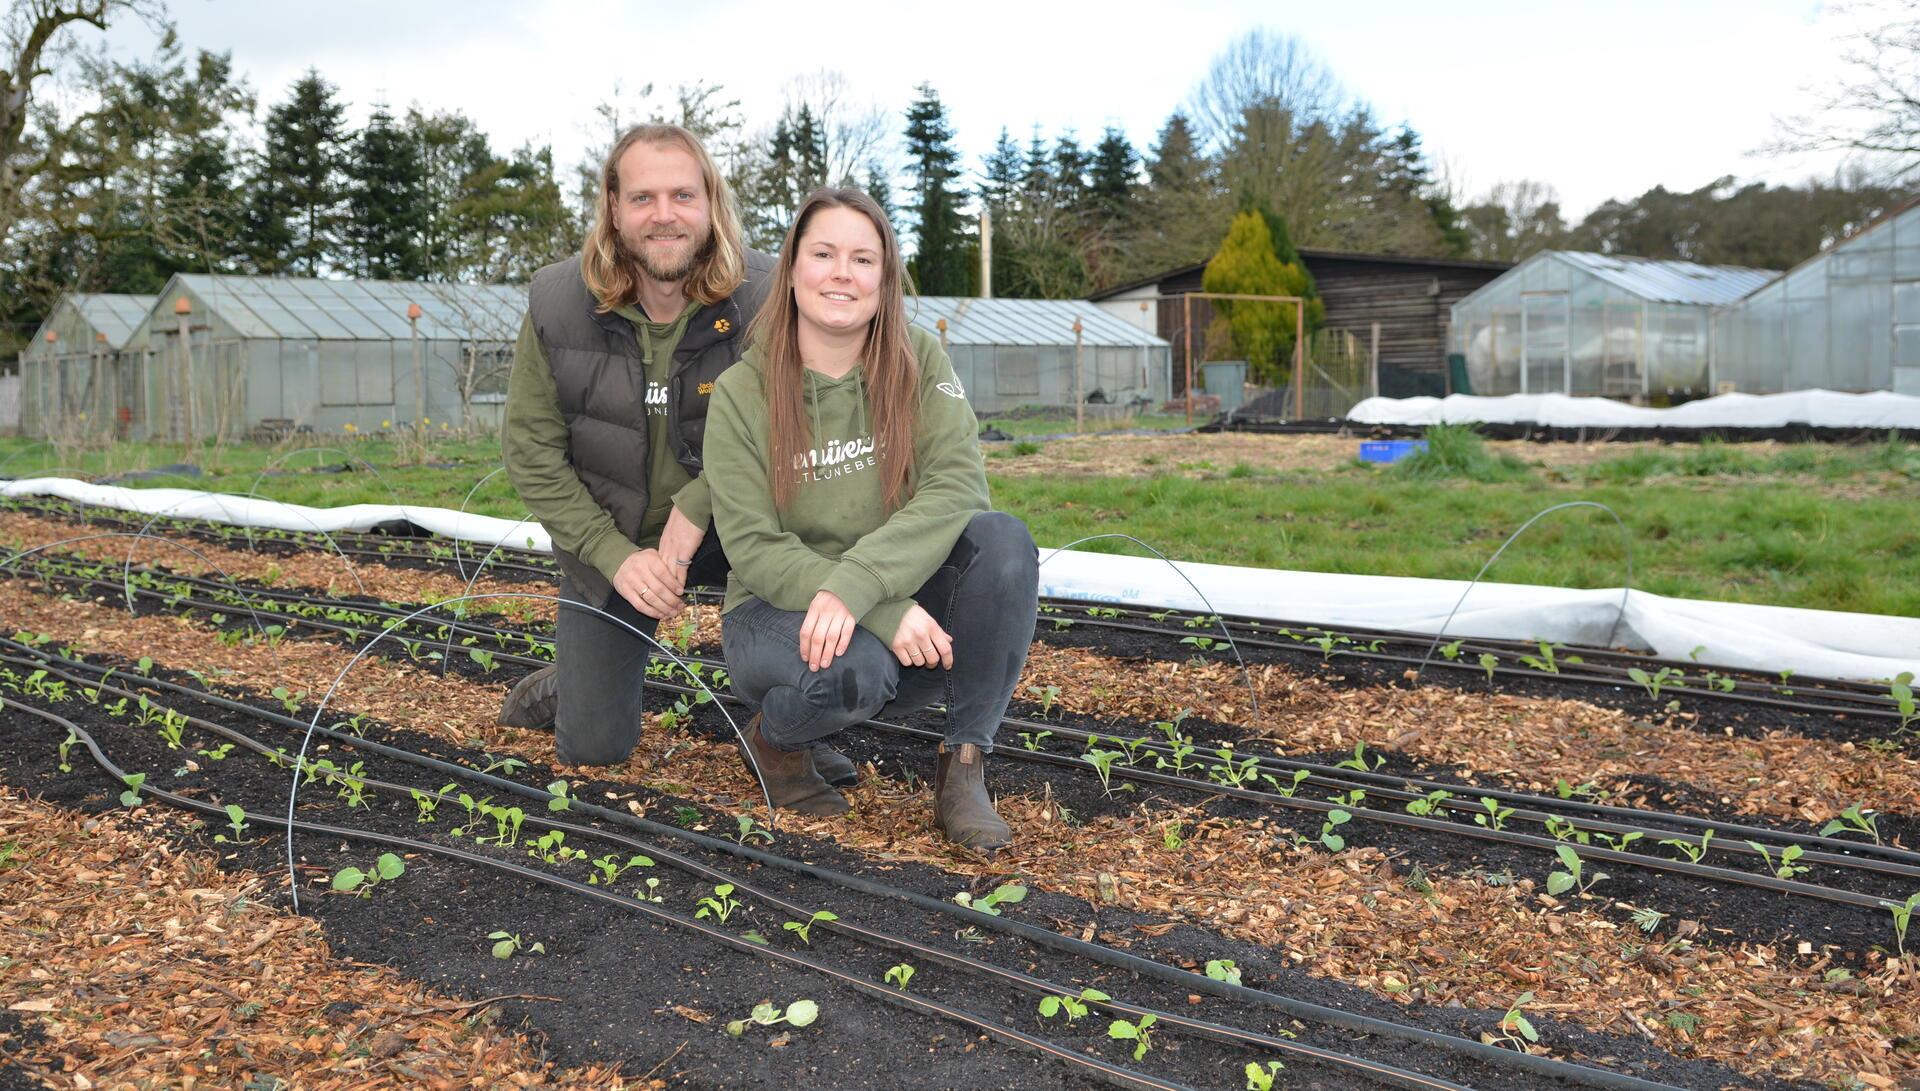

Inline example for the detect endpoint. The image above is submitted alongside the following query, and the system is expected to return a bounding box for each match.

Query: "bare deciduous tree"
[1767,0,1920,182]
[1186,29,1344,153]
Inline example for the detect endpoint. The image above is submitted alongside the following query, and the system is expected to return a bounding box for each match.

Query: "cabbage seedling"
[1821,804,1882,845]
[1026,684,1062,718]
[733,814,773,845]
[954,881,1026,916]
[546,779,573,812]
[1107,1013,1158,1060]
[1627,666,1679,701]
[468,648,497,673]
[1546,845,1607,896]
[1319,809,1351,852]
[1891,672,1916,735]
[726,999,818,1036]
[587,853,653,885]
[411,784,455,823]
[215,804,248,843]
[1156,738,1197,775]
[1405,789,1452,817]
[1205,959,1241,985]
[527,830,585,866]
[1018,730,1052,751]
[332,852,405,897]
[118,772,146,807]
[489,931,545,959]
[156,709,187,751]
[1245,1061,1286,1090]
[1334,742,1382,772]
[1493,992,1539,1051]
[1261,769,1311,798]
[1208,748,1258,788]
[783,910,838,944]
[695,883,741,922]
[1438,640,1463,661]
[1745,841,1809,880]
[1882,892,1920,961]
[1473,797,1513,832]
[1660,829,1714,864]
[1082,748,1127,797]
[1478,653,1497,683]
[1037,987,1109,1023]
[57,728,77,773]
[885,963,915,990]
[1542,816,1591,845]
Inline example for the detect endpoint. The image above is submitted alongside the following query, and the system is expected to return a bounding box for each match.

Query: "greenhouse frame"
[1449,252,1775,400]
[906,296,1172,415]
[17,293,157,438]
[1711,197,1920,395]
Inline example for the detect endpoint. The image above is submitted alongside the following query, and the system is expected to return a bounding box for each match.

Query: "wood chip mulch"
[0,787,650,1089]
[5,583,1919,1086]
[1018,644,1920,827]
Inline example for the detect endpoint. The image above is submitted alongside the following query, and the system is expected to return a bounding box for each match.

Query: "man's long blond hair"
[582,124,746,311]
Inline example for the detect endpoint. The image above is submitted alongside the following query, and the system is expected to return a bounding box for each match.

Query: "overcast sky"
[100,0,1871,219]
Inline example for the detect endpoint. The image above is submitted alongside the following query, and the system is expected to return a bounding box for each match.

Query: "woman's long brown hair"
[750,188,918,513]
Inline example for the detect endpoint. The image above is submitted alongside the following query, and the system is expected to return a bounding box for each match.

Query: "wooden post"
[41,330,56,437]
[1369,320,1381,399]
[935,317,947,352]
[408,302,425,427]
[1072,316,1084,432]
[175,297,196,447]
[1293,298,1306,420]
[93,331,108,431]
[1183,293,1194,425]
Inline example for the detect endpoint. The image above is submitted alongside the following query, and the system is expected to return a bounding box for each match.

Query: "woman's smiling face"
[792,205,885,340]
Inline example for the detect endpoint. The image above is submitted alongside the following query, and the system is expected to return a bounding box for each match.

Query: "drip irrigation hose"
[7,702,1197,1091]
[2,666,1468,1091]
[1,677,1686,1091]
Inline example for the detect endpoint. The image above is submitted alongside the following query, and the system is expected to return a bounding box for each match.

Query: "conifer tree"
[1203,208,1321,384]
[902,83,970,294]
[246,70,349,275]
[345,102,429,279]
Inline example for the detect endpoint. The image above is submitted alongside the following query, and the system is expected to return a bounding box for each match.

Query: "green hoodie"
[704,325,989,644]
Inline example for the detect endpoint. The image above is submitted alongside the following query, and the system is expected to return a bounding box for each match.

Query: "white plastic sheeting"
[1347,389,1920,430]
[3,476,1913,680]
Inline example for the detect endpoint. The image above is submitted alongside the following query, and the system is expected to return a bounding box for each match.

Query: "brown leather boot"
[935,743,1012,851]
[736,714,850,817]
[811,745,859,788]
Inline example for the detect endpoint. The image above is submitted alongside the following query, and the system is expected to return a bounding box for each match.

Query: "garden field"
[0,471,1916,1090]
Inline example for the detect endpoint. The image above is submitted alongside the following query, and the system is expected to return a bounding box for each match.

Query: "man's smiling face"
[613,140,713,283]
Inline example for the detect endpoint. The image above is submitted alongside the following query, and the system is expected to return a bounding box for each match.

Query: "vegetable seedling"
[1473,797,1514,832]
[1318,809,1352,852]
[1660,829,1715,864]
[1545,845,1607,896]
[1082,748,1129,797]
[587,853,653,885]
[782,909,838,945]
[1018,730,1052,751]
[1107,1013,1158,1060]
[1626,666,1680,701]
[1478,653,1498,684]
[1333,742,1382,772]
[733,814,774,845]
[1205,958,1241,985]
[1245,1061,1286,1090]
[1405,789,1452,817]
[1036,987,1109,1023]
[1882,892,1920,961]
[118,772,146,807]
[1493,991,1539,1051]
[884,963,915,990]
[546,779,573,812]
[954,882,1027,916]
[1745,841,1809,881]
[726,999,818,1036]
[57,728,77,773]
[489,931,545,959]
[215,804,248,843]
[1026,684,1062,718]
[332,852,405,897]
[1821,804,1881,845]
[695,883,741,923]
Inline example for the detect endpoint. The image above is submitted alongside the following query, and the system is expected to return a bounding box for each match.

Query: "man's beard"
[621,225,716,284]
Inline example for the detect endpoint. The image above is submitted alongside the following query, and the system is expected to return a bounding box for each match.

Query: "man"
[496,122,857,788]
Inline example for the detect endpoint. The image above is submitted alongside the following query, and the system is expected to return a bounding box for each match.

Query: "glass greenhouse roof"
[907,296,1167,348]
[68,294,157,349]
[1554,252,1777,306]
[172,275,527,341]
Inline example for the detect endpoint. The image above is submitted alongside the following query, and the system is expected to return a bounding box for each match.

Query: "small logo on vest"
[697,381,715,396]
[936,379,966,399]
[713,318,731,334]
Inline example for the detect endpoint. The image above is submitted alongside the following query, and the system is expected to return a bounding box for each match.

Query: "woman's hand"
[890,604,953,670]
[799,590,857,672]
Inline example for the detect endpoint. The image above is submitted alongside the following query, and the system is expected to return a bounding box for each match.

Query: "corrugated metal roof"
[1554,252,1777,306]
[905,296,1166,348]
[69,294,158,350]
[171,275,526,341]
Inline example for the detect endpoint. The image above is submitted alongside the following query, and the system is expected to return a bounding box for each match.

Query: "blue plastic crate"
[1358,439,1428,464]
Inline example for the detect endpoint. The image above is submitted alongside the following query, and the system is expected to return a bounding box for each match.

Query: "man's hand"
[658,505,706,569]
[799,590,857,672]
[612,548,685,620]
[890,604,953,670]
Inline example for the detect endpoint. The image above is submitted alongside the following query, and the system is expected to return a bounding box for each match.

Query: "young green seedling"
[1626,666,1680,701]
[1405,789,1452,817]
[468,648,497,673]
[411,784,455,823]
[726,999,818,1036]
[1208,747,1259,789]
[1891,672,1916,736]
[1019,730,1053,751]
[884,963,916,990]
[1205,958,1241,986]
[1542,815,1591,845]
[1743,841,1809,880]
[587,853,654,885]
[1473,797,1514,832]
[119,772,146,807]
[1478,653,1498,684]
[695,883,742,923]
[546,779,573,812]
[1821,804,1882,845]
[1026,684,1062,718]
[1493,991,1540,1051]
[1036,987,1110,1023]
[1082,748,1129,797]
[1438,639,1464,661]
[954,882,1027,916]
[57,728,77,773]
[1334,742,1383,772]
[783,909,838,945]
[1107,1013,1158,1060]
[527,829,586,865]
[489,931,546,959]
[734,813,774,845]
[1546,845,1607,896]
[1883,891,1920,961]
[1660,829,1715,864]
[1262,768,1312,798]
[332,852,405,897]
[215,804,249,843]
[1318,809,1352,852]
[1244,1060,1287,1090]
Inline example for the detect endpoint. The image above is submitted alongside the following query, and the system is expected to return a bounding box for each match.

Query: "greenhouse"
[1711,196,1920,395]
[17,293,157,438]
[1449,251,1775,400]
[907,296,1172,415]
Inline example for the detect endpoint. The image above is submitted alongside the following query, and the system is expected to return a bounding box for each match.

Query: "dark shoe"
[935,743,1012,851]
[737,714,850,817]
[499,665,560,729]
[811,745,859,788]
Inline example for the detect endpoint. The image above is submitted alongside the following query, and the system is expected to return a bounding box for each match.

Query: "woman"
[702,187,1038,852]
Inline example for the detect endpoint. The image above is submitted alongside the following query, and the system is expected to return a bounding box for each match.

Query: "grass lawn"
[4,429,1915,616]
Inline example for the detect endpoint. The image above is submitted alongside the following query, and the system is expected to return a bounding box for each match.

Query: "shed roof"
[168,275,526,341]
[66,294,157,350]
[906,297,1166,348]
[1552,252,1777,306]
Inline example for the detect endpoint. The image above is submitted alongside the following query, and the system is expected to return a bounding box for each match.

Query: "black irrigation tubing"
[6,493,1901,717]
[13,560,1911,887]
[0,661,1686,1091]
[7,564,1915,894]
[3,662,1471,1091]
[6,702,1194,1091]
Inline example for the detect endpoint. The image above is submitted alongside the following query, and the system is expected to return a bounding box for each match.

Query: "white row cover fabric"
[1346,389,1920,430]
[4,476,1913,680]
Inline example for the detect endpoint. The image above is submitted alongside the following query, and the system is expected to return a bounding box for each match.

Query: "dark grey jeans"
[552,531,728,766]
[720,511,1039,754]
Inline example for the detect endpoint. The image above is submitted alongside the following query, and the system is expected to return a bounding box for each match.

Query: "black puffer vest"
[526,250,775,602]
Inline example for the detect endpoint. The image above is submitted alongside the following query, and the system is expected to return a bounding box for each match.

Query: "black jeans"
[720,511,1039,753]
[552,530,728,766]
